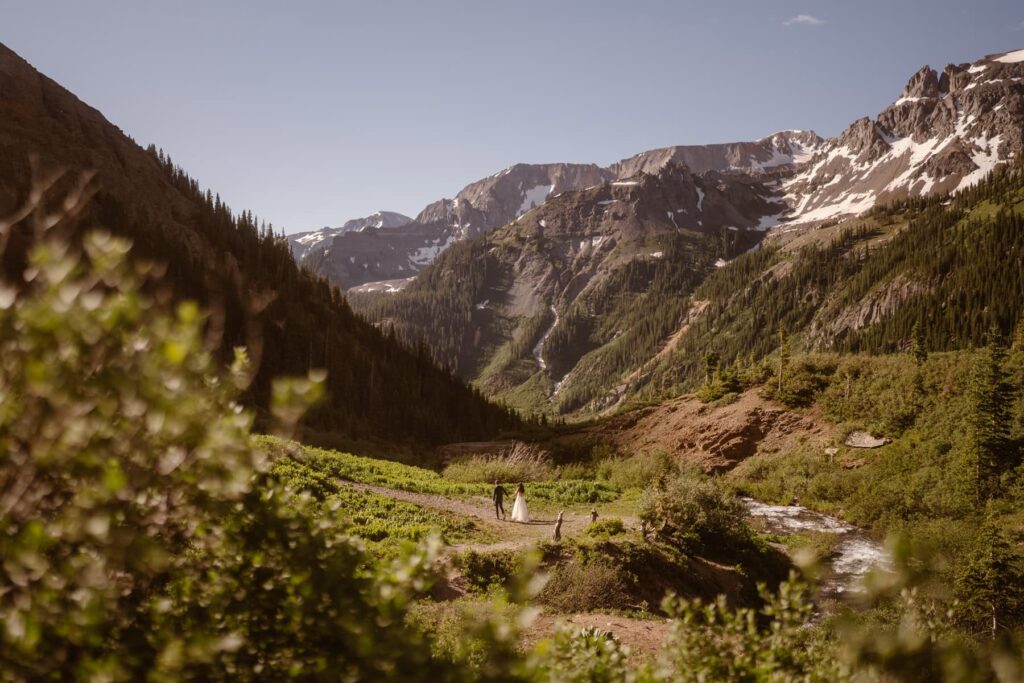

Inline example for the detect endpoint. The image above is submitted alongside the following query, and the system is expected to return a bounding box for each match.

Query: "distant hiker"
[492,481,508,520]
[552,511,564,542]
[511,483,529,523]
[590,509,598,524]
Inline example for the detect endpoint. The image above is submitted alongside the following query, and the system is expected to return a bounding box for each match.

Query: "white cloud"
[783,14,826,27]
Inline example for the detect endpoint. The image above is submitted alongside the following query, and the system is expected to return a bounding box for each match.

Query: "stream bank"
[742,497,890,598]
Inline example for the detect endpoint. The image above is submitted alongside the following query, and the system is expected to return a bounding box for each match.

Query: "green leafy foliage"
[965,336,1017,502]
[660,577,846,682]
[0,227,471,680]
[836,535,1024,683]
[457,550,528,594]
[443,445,557,483]
[540,558,632,613]
[592,450,681,491]
[531,626,640,683]
[953,521,1024,639]
[637,473,754,553]
[585,518,626,539]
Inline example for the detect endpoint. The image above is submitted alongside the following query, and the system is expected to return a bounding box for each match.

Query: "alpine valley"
[5,23,1024,682]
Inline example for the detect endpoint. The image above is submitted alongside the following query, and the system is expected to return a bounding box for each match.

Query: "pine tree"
[777,324,790,393]
[703,351,720,385]
[955,521,1024,639]
[965,332,1014,503]
[911,321,927,364]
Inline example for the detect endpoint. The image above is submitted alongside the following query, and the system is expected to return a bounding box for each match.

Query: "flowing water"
[741,497,890,598]
[532,305,559,370]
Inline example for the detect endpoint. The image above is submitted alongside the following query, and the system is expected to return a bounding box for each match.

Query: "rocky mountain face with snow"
[288,210,412,262]
[348,48,1024,416]
[781,49,1024,224]
[353,162,782,409]
[315,164,608,288]
[306,134,828,290]
[608,130,826,178]
[304,50,1023,292]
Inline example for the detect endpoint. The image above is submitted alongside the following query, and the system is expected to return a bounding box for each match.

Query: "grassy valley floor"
[262,342,1024,672]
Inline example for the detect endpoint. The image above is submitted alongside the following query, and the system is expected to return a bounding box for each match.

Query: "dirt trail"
[523,613,672,660]
[346,481,727,657]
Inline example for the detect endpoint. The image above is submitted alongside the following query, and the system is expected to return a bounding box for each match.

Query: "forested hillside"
[356,161,1024,418]
[0,42,518,447]
[637,165,1024,404]
[351,164,771,414]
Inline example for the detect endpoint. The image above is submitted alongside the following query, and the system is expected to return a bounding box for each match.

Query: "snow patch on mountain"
[288,211,412,261]
[995,49,1024,64]
[518,184,554,216]
[956,134,1004,191]
[410,234,457,266]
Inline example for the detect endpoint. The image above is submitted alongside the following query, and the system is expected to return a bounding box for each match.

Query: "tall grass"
[592,450,685,490]
[442,442,556,483]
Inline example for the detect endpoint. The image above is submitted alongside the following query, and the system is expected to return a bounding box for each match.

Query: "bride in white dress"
[510,483,529,523]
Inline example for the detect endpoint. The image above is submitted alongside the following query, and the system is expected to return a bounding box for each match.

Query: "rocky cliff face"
[608,130,826,178]
[319,163,609,288]
[355,162,781,409]
[781,49,1024,223]
[308,49,1023,291]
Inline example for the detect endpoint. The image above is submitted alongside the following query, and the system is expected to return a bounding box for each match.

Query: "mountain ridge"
[310,49,1022,291]
[0,40,518,448]
[349,48,1024,417]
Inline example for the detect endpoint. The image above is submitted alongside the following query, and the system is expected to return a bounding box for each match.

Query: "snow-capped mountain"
[314,140,826,289]
[780,49,1024,225]
[301,49,1023,290]
[608,130,827,178]
[318,164,608,288]
[288,210,412,261]
[350,48,1024,417]
[352,162,780,384]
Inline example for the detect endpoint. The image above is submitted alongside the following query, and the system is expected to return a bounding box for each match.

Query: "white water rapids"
[742,497,890,598]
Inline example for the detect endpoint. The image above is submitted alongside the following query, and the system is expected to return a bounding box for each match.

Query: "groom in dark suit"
[492,481,508,520]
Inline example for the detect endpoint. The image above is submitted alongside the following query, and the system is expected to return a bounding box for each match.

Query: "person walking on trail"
[492,481,508,520]
[511,483,529,523]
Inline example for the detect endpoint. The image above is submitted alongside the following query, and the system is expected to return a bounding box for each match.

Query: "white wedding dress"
[511,492,529,523]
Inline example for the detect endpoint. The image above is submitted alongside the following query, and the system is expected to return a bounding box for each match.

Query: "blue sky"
[2,0,1022,232]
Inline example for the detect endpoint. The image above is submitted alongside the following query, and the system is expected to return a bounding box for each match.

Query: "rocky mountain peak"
[302,49,1023,290]
[288,210,413,262]
[901,65,942,100]
[835,116,891,161]
[939,63,969,94]
[781,49,1023,225]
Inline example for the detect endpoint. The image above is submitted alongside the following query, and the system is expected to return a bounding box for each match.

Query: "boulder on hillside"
[844,431,890,448]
